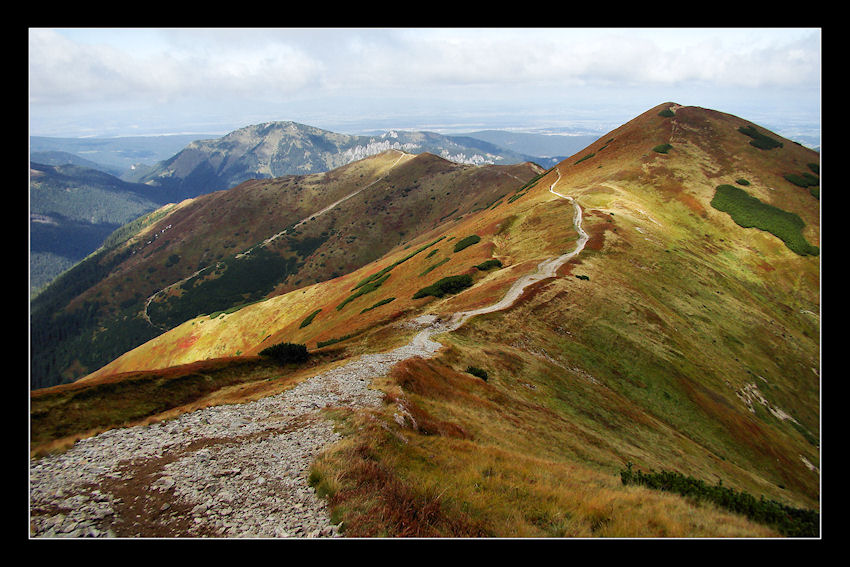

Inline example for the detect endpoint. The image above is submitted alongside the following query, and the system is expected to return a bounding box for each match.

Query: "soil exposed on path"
[30,168,586,538]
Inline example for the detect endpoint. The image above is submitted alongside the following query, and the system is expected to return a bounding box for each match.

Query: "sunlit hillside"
[32,103,820,537]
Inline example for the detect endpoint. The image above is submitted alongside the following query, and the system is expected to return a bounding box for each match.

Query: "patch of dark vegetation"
[466,366,489,381]
[475,259,503,271]
[258,342,309,365]
[652,143,673,154]
[736,178,750,186]
[419,257,449,277]
[619,463,818,537]
[710,184,819,256]
[452,235,481,253]
[150,247,299,328]
[317,332,358,348]
[299,309,322,328]
[413,274,474,299]
[575,274,590,281]
[360,297,395,314]
[658,108,675,117]
[783,172,819,188]
[351,236,446,292]
[574,152,596,164]
[337,273,391,311]
[738,125,783,150]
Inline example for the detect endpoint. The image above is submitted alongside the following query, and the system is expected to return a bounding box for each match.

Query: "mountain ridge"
[31,102,820,538]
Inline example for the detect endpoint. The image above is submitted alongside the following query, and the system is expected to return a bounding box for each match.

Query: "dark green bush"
[466,366,488,381]
[736,178,750,186]
[453,235,481,253]
[783,172,819,188]
[475,259,503,271]
[259,342,309,365]
[360,297,395,314]
[619,463,818,537]
[413,274,474,299]
[658,109,675,117]
[738,125,783,150]
[299,309,322,328]
[652,143,673,154]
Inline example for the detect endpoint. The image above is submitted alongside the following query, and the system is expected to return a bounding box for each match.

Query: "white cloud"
[28,27,821,137]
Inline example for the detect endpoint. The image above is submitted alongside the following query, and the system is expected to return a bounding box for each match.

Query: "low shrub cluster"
[453,235,481,253]
[419,257,449,277]
[299,309,322,328]
[466,366,488,381]
[360,297,395,314]
[710,184,819,256]
[317,333,357,348]
[652,143,673,154]
[413,275,474,299]
[738,125,783,150]
[475,259,503,271]
[574,152,595,164]
[258,342,309,365]
[619,463,818,537]
[337,273,390,311]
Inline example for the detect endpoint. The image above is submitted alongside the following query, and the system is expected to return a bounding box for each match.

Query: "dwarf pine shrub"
[413,274,473,299]
[259,342,309,364]
[466,366,489,381]
[619,463,818,537]
[453,235,481,253]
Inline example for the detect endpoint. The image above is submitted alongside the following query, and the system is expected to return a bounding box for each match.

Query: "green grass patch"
[710,184,818,256]
[413,274,474,299]
[619,464,818,537]
[574,152,595,164]
[652,143,673,154]
[658,109,675,117]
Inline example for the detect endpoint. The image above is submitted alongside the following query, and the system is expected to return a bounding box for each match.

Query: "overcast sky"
[28,27,821,142]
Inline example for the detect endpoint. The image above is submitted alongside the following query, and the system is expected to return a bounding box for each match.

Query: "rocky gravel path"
[30,168,583,538]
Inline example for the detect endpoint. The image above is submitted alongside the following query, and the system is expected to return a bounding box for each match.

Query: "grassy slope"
[32,103,820,537]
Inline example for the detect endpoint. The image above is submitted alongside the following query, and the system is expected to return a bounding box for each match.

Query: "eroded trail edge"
[30,167,585,538]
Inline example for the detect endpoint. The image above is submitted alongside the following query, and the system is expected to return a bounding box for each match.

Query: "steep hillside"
[32,103,820,537]
[30,151,541,389]
[29,162,168,295]
[131,121,550,201]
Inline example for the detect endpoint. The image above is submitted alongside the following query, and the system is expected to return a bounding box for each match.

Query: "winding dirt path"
[30,165,587,538]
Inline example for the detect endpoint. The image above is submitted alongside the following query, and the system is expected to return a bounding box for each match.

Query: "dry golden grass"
[39,103,819,537]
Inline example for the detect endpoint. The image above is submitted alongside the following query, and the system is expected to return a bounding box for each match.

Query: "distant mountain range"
[29,123,586,294]
[125,122,570,202]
